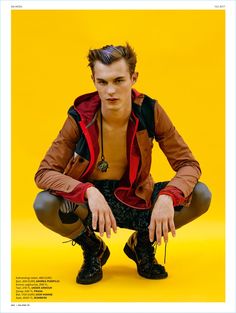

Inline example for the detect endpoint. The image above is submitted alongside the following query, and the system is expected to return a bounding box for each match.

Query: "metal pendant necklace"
[97,111,109,172]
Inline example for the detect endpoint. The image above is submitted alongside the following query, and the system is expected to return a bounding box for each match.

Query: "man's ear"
[91,74,95,83]
[132,72,139,85]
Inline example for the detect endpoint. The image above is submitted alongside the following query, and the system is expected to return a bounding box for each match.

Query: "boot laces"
[137,240,167,269]
[136,241,155,267]
[62,239,76,246]
[153,241,167,264]
[81,246,101,272]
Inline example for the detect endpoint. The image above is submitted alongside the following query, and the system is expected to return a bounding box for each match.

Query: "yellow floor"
[11,217,225,302]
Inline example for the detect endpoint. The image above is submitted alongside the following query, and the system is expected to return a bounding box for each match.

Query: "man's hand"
[85,186,117,238]
[149,195,176,245]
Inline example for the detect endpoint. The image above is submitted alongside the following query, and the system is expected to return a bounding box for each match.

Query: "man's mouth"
[107,98,118,102]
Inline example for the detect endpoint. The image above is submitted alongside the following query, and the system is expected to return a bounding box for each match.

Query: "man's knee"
[192,182,212,214]
[33,191,62,223]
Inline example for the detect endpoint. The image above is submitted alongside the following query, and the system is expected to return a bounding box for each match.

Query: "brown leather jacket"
[35,90,201,209]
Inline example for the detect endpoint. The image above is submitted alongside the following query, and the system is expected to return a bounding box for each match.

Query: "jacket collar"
[73,89,144,126]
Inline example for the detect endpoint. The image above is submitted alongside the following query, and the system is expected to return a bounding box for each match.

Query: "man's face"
[92,58,138,111]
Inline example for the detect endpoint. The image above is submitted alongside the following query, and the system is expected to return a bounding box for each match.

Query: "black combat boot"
[124,231,168,279]
[74,227,110,284]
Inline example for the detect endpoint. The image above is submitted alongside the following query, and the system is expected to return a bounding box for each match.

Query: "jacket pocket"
[63,153,88,179]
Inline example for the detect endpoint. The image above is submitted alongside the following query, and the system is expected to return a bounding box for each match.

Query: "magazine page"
[0,1,235,313]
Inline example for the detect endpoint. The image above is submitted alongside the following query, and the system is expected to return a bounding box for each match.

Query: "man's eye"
[98,81,107,85]
[116,79,124,83]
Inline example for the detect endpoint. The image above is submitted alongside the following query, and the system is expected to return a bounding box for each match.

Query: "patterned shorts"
[82,180,183,232]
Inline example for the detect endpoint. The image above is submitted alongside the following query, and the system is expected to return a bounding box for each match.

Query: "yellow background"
[11,10,225,302]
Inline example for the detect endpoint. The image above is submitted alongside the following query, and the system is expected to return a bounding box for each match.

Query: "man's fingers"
[149,218,155,242]
[169,219,176,237]
[98,215,105,237]
[162,220,169,243]
[92,211,98,230]
[91,204,117,238]
[155,221,162,245]
[110,212,117,234]
[105,213,111,238]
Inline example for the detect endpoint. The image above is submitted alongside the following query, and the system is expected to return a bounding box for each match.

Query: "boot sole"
[124,243,168,279]
[76,246,110,285]
[76,272,103,285]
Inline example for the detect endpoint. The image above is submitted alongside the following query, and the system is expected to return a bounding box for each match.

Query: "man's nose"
[106,84,116,95]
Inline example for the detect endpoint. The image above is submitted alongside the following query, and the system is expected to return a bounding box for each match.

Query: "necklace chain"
[97,111,109,172]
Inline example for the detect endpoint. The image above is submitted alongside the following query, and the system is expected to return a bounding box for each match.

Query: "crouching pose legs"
[33,181,211,284]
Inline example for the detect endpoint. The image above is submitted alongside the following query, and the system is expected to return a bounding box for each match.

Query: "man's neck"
[101,104,131,127]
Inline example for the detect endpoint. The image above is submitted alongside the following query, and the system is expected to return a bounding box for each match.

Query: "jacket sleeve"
[34,115,85,194]
[154,101,201,197]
